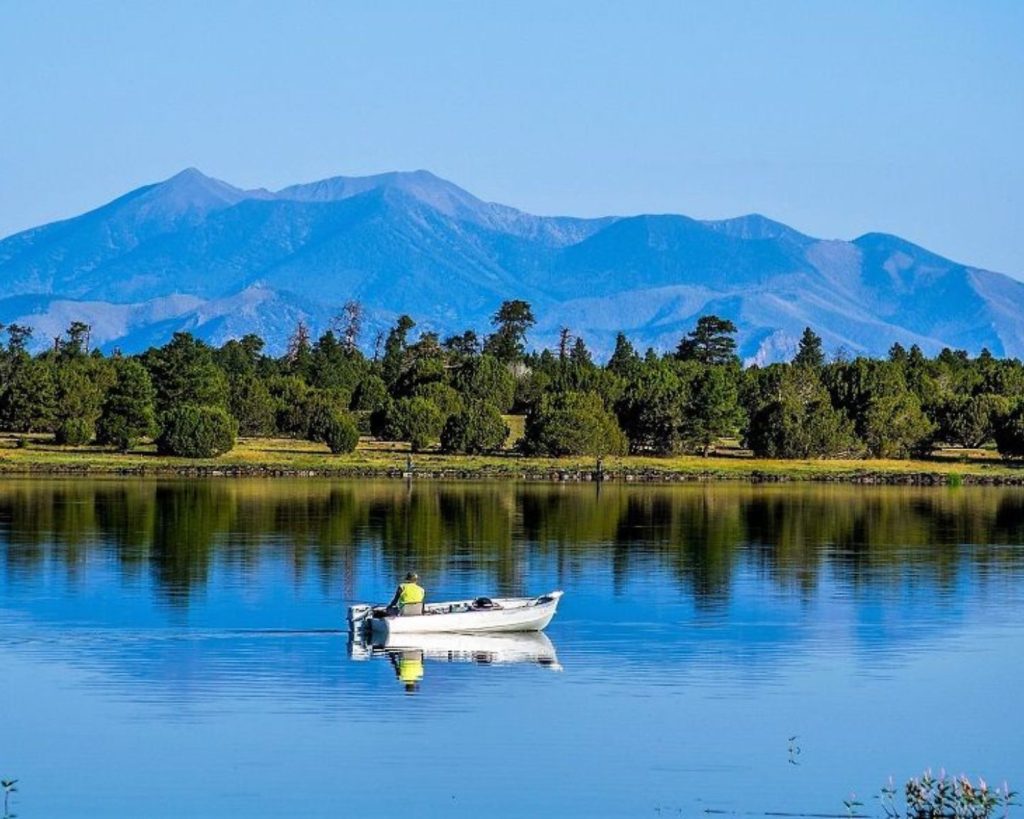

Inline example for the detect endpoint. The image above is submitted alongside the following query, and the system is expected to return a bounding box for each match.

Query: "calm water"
[1,479,1022,818]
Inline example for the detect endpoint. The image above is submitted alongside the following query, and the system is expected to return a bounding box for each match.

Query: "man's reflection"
[389,649,424,693]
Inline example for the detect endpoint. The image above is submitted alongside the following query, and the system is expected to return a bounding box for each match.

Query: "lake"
[1,479,1022,817]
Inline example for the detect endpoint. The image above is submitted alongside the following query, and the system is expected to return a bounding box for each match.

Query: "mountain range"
[1,167,1022,362]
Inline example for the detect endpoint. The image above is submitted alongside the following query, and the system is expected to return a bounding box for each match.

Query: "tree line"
[2,302,1024,460]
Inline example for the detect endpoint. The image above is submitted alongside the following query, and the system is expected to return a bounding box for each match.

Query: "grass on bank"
[0,432,1021,480]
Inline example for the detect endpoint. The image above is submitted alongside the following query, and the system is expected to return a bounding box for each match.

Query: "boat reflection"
[349,631,562,691]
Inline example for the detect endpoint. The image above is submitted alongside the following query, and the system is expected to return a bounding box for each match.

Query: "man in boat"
[387,572,425,616]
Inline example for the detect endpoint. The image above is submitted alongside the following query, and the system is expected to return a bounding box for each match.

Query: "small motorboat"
[348,590,563,637]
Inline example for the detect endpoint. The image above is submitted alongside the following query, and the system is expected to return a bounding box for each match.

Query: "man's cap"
[405,572,419,581]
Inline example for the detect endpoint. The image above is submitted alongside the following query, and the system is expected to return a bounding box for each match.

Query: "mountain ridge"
[1,167,1021,362]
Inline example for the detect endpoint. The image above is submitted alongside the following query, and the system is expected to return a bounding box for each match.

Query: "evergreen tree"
[793,327,825,369]
[994,404,1024,458]
[746,365,859,458]
[229,374,276,437]
[681,366,744,456]
[97,359,158,451]
[676,315,739,366]
[483,300,535,363]
[452,354,515,413]
[382,315,415,388]
[607,333,640,378]
[53,360,104,444]
[143,333,229,415]
[0,357,57,432]
[442,330,480,359]
[615,357,690,454]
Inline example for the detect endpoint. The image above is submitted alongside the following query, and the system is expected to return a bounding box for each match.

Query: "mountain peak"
[702,213,812,244]
[275,168,483,215]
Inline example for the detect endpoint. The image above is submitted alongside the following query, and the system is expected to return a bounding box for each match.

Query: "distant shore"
[1,435,1022,486]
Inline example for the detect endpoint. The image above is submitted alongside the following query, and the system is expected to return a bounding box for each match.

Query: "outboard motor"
[348,604,372,632]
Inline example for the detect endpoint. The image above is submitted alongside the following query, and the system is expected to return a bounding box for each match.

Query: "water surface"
[1,479,1022,817]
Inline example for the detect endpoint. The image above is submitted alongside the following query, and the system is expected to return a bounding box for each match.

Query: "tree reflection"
[1,479,1023,607]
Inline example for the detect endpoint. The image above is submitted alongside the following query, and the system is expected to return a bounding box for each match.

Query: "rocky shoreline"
[4,461,1024,485]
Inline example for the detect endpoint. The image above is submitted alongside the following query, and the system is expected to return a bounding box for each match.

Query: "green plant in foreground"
[877,770,1017,819]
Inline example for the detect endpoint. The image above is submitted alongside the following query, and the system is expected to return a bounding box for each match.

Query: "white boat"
[349,631,562,671]
[348,590,563,636]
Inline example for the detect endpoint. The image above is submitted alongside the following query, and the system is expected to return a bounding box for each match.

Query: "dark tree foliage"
[994,404,1024,458]
[745,366,859,458]
[382,315,416,388]
[793,327,825,369]
[607,333,640,378]
[351,374,390,413]
[143,332,228,415]
[156,404,237,458]
[936,393,1008,449]
[1,357,57,432]
[522,390,628,457]
[381,396,446,452]
[452,354,515,413]
[823,358,933,458]
[267,375,311,436]
[440,403,509,454]
[443,330,481,359]
[310,330,363,399]
[229,374,276,437]
[53,360,106,444]
[304,388,351,443]
[11,303,1024,466]
[96,359,157,451]
[676,315,739,366]
[62,321,92,357]
[217,334,265,379]
[484,300,535,363]
[680,366,744,456]
[615,357,690,454]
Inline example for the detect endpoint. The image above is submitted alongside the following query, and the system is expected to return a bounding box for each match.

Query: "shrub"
[156,404,237,458]
[305,388,349,443]
[375,396,445,451]
[55,417,94,446]
[323,413,360,454]
[521,390,628,456]
[440,403,509,454]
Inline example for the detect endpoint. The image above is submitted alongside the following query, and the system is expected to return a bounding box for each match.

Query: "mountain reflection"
[2,479,1024,607]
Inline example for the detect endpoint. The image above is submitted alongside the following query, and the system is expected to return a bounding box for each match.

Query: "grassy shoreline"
[1,435,1022,484]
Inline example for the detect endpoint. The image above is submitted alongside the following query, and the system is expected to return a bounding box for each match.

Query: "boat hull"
[351,591,563,636]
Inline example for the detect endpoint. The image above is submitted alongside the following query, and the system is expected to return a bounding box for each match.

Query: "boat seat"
[400,603,424,616]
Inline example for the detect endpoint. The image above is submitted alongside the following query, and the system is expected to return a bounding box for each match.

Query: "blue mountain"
[1,168,1022,361]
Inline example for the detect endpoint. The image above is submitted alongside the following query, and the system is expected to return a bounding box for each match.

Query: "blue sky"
[1,0,1022,275]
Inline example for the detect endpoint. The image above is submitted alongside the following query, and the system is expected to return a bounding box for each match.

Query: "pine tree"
[96,359,158,451]
[793,327,824,369]
[676,316,738,365]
